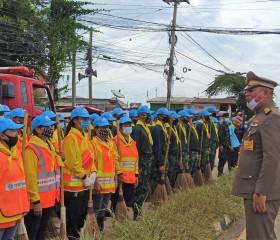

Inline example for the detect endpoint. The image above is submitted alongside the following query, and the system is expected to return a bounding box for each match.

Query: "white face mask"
[123,126,132,135]
[247,91,264,110]
[59,122,64,129]
[224,118,229,122]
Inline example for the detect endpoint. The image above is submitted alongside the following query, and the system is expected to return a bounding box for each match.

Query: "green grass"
[83,171,244,240]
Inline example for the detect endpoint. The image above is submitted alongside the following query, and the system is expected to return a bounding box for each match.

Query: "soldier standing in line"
[206,106,219,170]
[131,106,154,220]
[150,108,170,192]
[166,111,181,189]
[196,109,212,175]
[217,112,231,176]
[232,71,280,240]
[184,109,199,177]
[129,109,138,127]
[111,108,124,137]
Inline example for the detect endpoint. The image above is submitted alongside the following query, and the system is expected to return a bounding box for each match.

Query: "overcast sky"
[60,0,280,107]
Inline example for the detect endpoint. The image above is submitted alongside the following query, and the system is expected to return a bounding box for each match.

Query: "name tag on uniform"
[244,140,254,151]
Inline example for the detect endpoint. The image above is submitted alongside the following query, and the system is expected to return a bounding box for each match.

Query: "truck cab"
[0,66,56,120]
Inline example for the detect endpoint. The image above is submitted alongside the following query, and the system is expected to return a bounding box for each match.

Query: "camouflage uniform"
[186,122,199,177]
[196,119,211,174]
[167,125,180,189]
[217,120,231,175]
[207,118,219,170]
[151,121,168,193]
[131,122,154,219]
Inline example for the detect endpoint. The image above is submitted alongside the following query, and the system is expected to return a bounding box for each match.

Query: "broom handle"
[163,118,173,167]
[178,124,183,168]
[116,120,122,187]
[200,121,204,155]
[21,111,28,154]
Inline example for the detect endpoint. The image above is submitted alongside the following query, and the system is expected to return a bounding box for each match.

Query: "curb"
[213,215,232,235]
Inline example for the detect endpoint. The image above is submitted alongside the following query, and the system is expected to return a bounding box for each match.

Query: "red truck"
[0,66,56,119]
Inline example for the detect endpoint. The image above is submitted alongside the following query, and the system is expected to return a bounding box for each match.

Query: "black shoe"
[97,217,104,231]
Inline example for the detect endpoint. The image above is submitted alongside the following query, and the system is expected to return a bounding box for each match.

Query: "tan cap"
[245,71,278,90]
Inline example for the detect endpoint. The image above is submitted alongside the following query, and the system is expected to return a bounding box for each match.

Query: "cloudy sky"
[61,0,280,107]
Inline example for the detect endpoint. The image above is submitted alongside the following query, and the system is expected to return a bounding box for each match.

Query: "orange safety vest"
[28,143,61,208]
[112,136,138,184]
[62,132,94,192]
[0,151,29,223]
[92,137,116,193]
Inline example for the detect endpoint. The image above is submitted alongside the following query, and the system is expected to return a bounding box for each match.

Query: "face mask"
[59,122,64,129]
[100,128,109,138]
[204,116,210,121]
[3,134,18,148]
[173,119,178,125]
[162,116,169,123]
[183,118,189,124]
[132,119,138,125]
[42,128,53,138]
[145,115,151,124]
[247,91,264,110]
[224,118,229,121]
[81,120,89,130]
[123,126,132,135]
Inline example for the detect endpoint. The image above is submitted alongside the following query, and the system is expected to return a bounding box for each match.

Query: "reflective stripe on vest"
[5,180,26,191]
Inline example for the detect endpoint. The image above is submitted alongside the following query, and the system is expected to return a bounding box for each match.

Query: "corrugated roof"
[147,97,236,104]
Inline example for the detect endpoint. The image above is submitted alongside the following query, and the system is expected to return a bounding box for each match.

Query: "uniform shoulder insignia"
[264,107,272,115]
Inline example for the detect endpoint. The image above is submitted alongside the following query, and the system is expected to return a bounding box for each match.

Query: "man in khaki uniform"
[232,71,280,240]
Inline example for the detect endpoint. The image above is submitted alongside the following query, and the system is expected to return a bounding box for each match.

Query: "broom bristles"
[183,172,195,189]
[115,189,129,221]
[174,172,189,191]
[16,221,29,240]
[204,163,213,183]
[194,169,204,187]
[84,200,100,234]
[165,176,173,197]
[152,183,168,203]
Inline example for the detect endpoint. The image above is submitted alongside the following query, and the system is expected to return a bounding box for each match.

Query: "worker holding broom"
[111,116,139,212]
[0,118,29,240]
[166,111,181,189]
[62,106,97,239]
[91,117,119,231]
[24,113,64,240]
[131,105,154,220]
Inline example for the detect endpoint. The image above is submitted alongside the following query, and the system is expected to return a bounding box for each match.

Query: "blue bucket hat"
[93,117,110,127]
[168,111,181,119]
[212,117,219,123]
[199,109,212,117]
[186,108,198,115]
[178,110,192,118]
[0,118,24,132]
[4,112,10,119]
[9,108,25,119]
[111,108,124,116]
[90,113,99,121]
[119,116,132,124]
[0,104,10,112]
[129,109,138,118]
[207,106,219,113]
[71,106,90,119]
[44,110,57,119]
[155,107,169,116]
[151,114,157,121]
[101,112,116,121]
[137,105,154,115]
[31,114,56,131]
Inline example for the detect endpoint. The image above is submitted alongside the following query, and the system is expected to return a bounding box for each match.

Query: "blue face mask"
[81,120,89,130]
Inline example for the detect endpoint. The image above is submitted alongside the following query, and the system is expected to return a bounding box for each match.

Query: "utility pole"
[88,29,93,105]
[164,0,190,110]
[72,51,76,106]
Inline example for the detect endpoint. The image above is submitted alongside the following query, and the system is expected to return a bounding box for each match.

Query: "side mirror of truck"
[53,88,59,101]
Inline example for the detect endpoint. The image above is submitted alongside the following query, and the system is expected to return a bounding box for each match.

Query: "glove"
[83,176,94,188]
[89,172,97,184]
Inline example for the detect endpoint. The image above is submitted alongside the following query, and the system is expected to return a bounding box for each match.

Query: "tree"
[204,72,246,110]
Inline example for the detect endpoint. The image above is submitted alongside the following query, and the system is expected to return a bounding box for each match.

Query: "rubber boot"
[96,217,104,231]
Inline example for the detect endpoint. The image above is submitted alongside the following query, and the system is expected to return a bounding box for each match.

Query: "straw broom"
[115,121,129,220]
[204,152,213,183]
[194,122,204,187]
[83,123,100,234]
[183,122,195,189]
[152,116,173,202]
[16,110,29,240]
[174,124,189,191]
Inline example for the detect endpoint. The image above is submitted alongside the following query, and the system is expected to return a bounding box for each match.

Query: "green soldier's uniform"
[151,120,168,192]
[166,123,180,188]
[131,121,154,219]
[196,119,211,174]
[186,122,199,176]
[110,124,117,137]
[207,117,219,170]
[177,122,188,171]
[217,119,231,175]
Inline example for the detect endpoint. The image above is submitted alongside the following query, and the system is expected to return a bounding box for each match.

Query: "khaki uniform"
[232,101,280,240]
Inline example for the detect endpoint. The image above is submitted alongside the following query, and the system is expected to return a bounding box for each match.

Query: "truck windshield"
[33,85,54,112]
